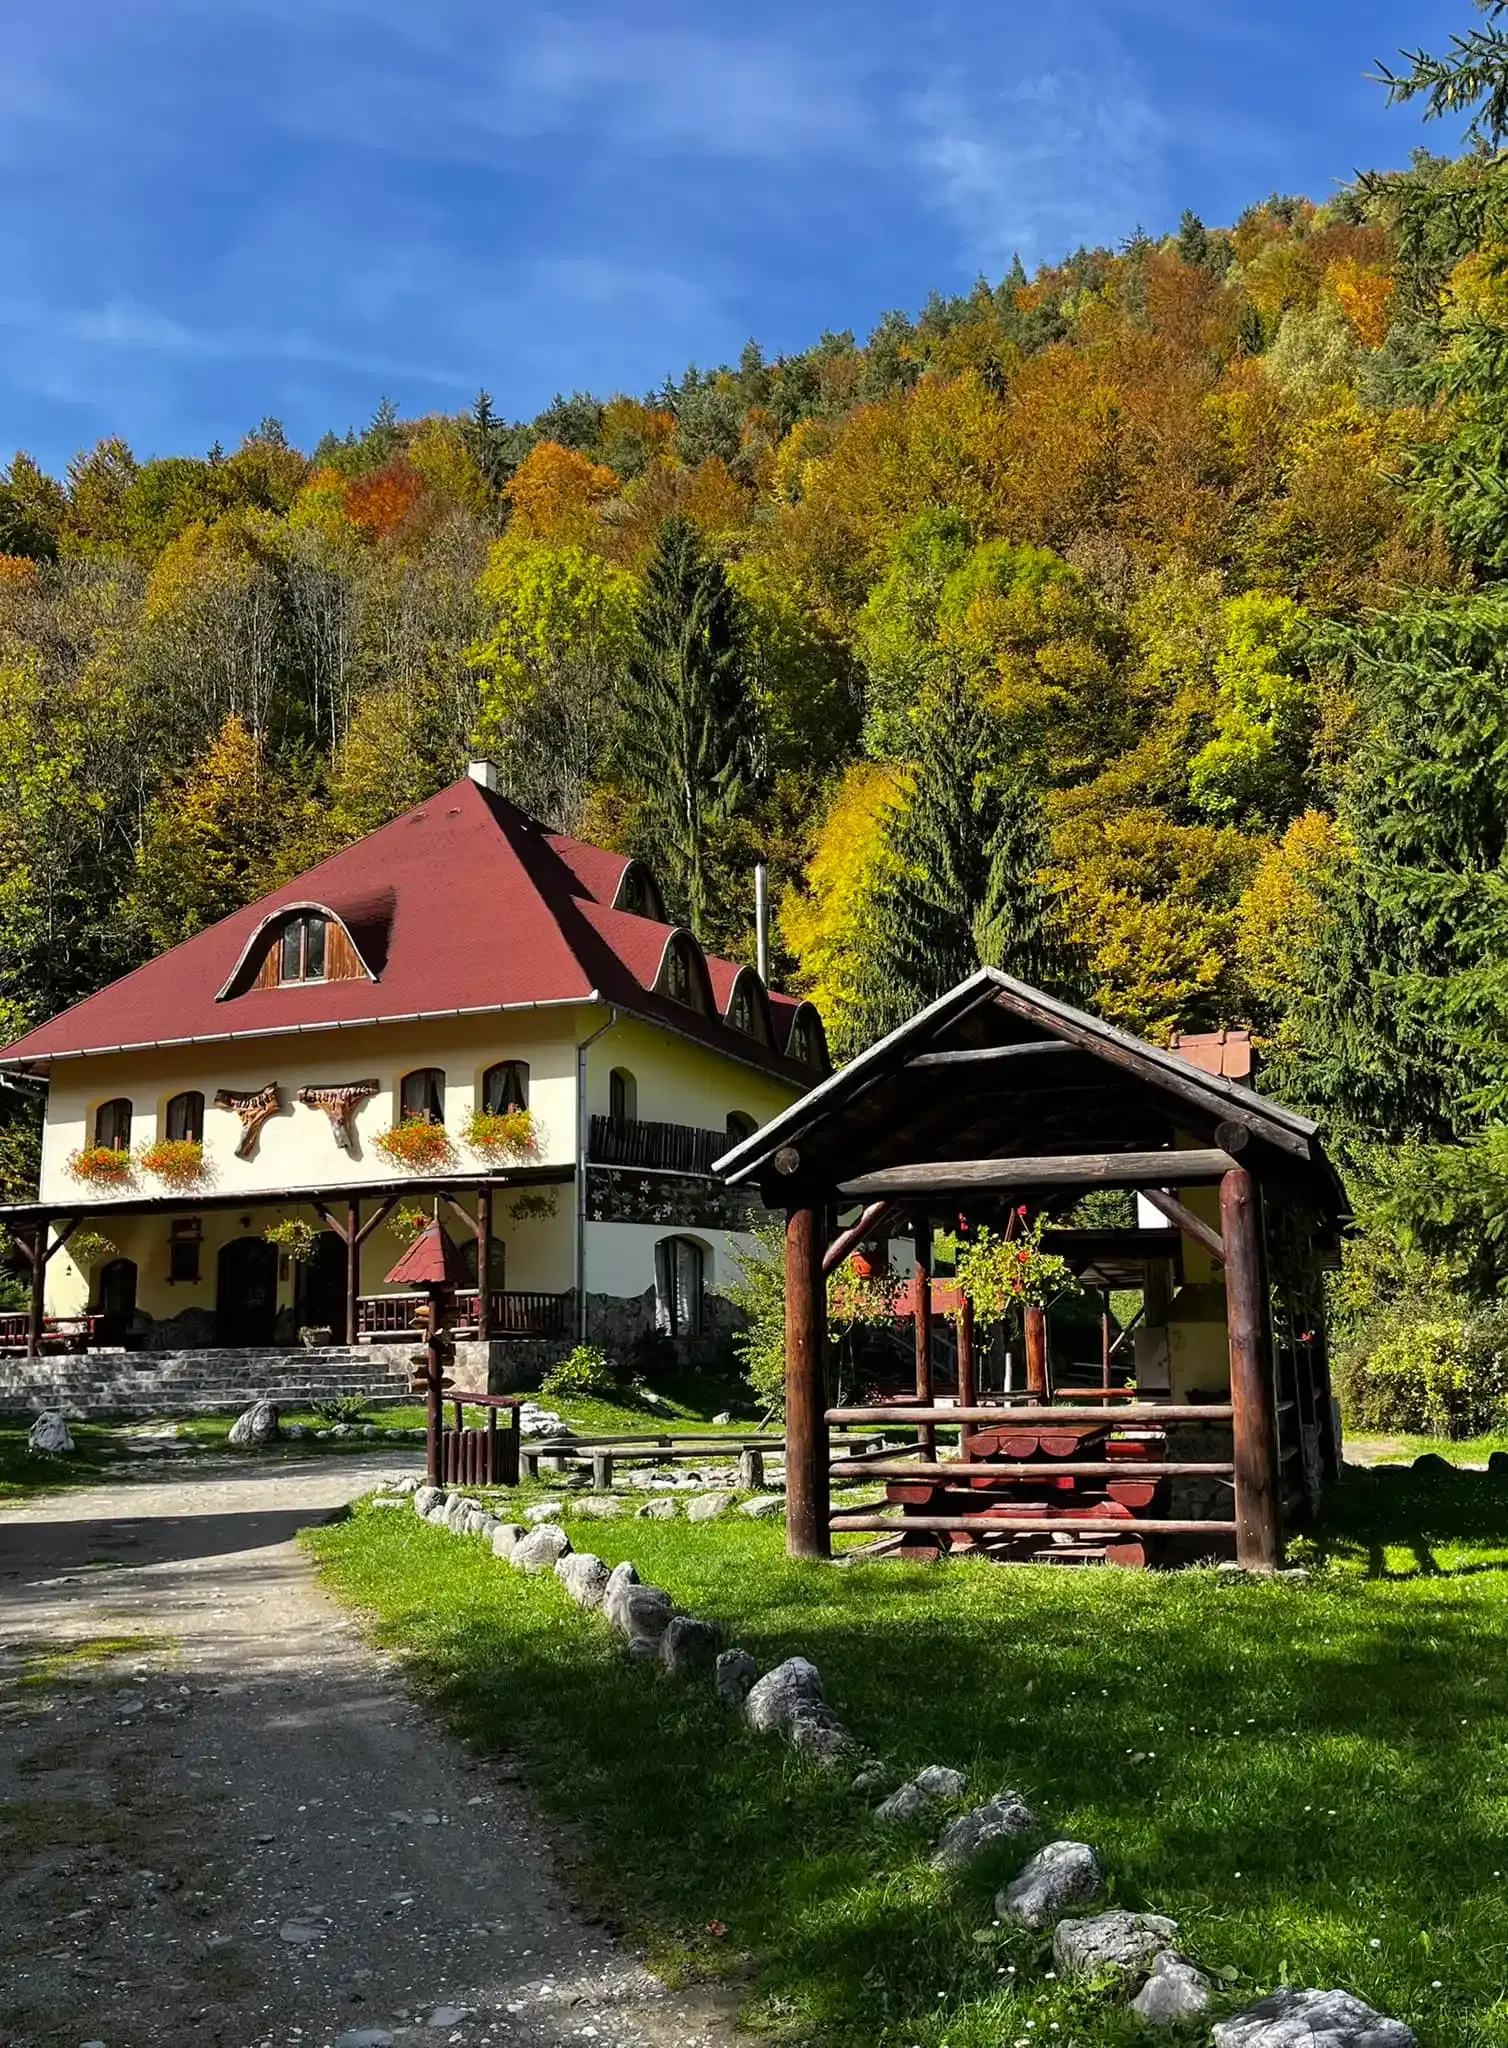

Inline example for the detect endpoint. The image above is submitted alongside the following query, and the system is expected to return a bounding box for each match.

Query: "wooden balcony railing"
[587,1115,724,1176]
[356,1289,571,1342]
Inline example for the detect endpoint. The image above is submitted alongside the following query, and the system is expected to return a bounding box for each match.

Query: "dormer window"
[613,862,665,921]
[728,972,772,1044]
[786,1007,828,1072]
[280,914,327,982]
[659,933,709,1014]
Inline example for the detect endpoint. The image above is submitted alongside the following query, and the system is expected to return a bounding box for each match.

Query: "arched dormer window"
[613,861,665,921]
[166,1090,204,1143]
[657,932,710,1014]
[280,912,327,981]
[230,905,372,995]
[727,970,772,1044]
[400,1068,446,1123]
[94,1098,132,1151]
[786,1005,829,1073]
[482,1060,529,1114]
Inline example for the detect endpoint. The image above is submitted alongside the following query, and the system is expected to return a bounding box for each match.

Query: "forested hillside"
[8,21,1508,1379]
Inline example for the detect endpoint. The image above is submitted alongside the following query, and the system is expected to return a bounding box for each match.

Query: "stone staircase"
[0,1345,415,1418]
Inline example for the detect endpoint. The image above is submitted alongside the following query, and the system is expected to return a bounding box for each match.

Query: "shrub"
[374,1117,456,1172]
[1338,1306,1508,1438]
[312,1394,370,1426]
[66,1144,134,1188]
[539,1344,618,1399]
[137,1137,206,1188]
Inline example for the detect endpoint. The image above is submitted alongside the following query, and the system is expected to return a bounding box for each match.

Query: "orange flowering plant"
[461,1107,538,1163]
[374,1116,456,1172]
[827,1253,902,1334]
[66,1144,135,1189]
[137,1137,206,1189]
[953,1210,1078,1319]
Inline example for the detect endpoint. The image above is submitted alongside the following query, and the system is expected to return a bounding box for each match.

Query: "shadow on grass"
[308,1469,1508,2048]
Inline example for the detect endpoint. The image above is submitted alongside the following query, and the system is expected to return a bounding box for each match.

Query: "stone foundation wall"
[584,1287,740,1371]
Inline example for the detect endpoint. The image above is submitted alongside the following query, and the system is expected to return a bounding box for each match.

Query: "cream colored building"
[0,765,826,1364]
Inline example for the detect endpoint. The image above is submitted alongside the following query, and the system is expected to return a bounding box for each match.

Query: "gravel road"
[0,1454,738,2048]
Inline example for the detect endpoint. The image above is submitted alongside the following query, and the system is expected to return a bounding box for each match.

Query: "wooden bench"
[0,1313,104,1357]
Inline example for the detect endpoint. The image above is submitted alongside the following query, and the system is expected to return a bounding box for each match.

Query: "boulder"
[607,1583,674,1644]
[714,1648,759,1708]
[556,1552,610,1609]
[512,1524,572,1573]
[713,1410,733,1425]
[932,1791,1034,1869]
[228,1401,279,1449]
[1412,1452,1453,1476]
[744,1656,824,1735]
[413,1484,443,1518]
[1212,1989,1418,2048]
[739,1495,785,1519]
[996,1841,1104,1931]
[636,1499,678,1520]
[573,1495,626,1519]
[27,1410,74,1456]
[786,1701,856,1764]
[526,1499,565,1523]
[1489,1450,1508,1478]
[1052,1910,1180,1982]
[687,1492,735,1523]
[850,1760,891,1795]
[1132,1952,1214,2024]
[874,1765,966,1823]
[605,1559,639,1601]
[661,1615,721,1676]
[491,1524,524,1561]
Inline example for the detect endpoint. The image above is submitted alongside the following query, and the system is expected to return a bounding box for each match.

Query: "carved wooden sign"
[296,1079,379,1153]
[214,1083,281,1160]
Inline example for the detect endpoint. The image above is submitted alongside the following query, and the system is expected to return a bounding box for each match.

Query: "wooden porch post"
[913,1213,935,1457]
[956,1292,977,1410]
[26,1219,47,1359]
[1024,1305,1049,1397]
[476,1187,493,1341]
[1221,1165,1280,1571]
[345,1198,360,1346]
[784,1204,829,1560]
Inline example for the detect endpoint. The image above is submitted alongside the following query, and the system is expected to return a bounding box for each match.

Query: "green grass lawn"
[1350,1430,1508,1467]
[0,1421,126,1502]
[308,1466,1508,2048]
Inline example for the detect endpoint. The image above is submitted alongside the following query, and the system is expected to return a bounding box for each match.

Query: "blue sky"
[0,0,1477,472]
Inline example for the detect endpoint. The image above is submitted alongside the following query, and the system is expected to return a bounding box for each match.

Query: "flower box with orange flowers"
[461,1107,538,1164]
[137,1137,206,1189]
[66,1144,135,1189]
[374,1116,456,1173]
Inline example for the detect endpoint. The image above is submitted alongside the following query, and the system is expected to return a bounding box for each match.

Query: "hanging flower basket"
[137,1137,206,1189]
[827,1254,901,1333]
[953,1211,1080,1321]
[461,1106,538,1164]
[264,1217,317,1264]
[374,1116,456,1173]
[66,1145,135,1189]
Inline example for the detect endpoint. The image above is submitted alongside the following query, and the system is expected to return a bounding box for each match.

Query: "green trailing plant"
[263,1217,317,1263]
[539,1344,618,1399]
[461,1106,538,1163]
[389,1203,431,1245]
[506,1189,558,1221]
[66,1229,117,1270]
[954,1212,1079,1319]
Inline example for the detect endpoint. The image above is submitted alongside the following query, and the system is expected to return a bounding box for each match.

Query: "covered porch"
[0,1165,574,1357]
[716,969,1347,1573]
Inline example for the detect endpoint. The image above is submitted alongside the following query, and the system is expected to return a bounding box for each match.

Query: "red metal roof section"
[0,776,818,1083]
[1169,1030,1254,1081]
[384,1218,468,1288]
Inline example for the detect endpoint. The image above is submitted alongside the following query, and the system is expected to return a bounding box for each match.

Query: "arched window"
[399,1068,446,1123]
[459,1235,506,1290]
[728,975,770,1042]
[279,913,328,982]
[659,934,709,1013]
[165,1090,204,1143]
[482,1060,529,1114]
[94,1098,132,1151]
[725,1110,757,1145]
[609,1067,637,1123]
[787,1008,827,1070]
[615,864,660,918]
[655,1236,705,1337]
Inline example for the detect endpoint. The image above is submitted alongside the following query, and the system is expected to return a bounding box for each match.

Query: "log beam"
[907,1040,1081,1070]
[1142,1188,1226,1266]
[1222,1165,1280,1570]
[838,1148,1240,1200]
[26,1219,46,1359]
[784,1205,829,1560]
[822,1200,896,1277]
[1024,1303,1049,1398]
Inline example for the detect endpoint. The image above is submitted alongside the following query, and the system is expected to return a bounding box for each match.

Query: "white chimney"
[755,862,770,984]
[468,759,498,791]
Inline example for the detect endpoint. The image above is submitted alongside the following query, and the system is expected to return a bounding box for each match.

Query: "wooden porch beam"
[838,1148,1241,1199]
[1141,1189,1226,1266]
[354,1195,401,1246]
[1222,1165,1280,1571]
[822,1200,896,1276]
[907,1040,1081,1069]
[784,1204,829,1560]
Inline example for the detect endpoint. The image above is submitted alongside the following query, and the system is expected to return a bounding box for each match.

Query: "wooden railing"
[356,1290,570,1341]
[0,1312,103,1356]
[587,1115,724,1177]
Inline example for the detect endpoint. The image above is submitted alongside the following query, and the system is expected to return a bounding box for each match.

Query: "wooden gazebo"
[715,971,1347,1573]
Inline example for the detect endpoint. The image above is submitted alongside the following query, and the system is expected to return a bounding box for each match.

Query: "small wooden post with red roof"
[386,1217,467,1486]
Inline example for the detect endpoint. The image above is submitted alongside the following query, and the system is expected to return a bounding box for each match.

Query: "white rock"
[334,2031,396,2048]
[661,1614,721,1675]
[875,1768,964,1822]
[413,1485,445,1518]
[228,1400,279,1448]
[915,1764,967,1799]
[687,1492,734,1522]
[636,1498,678,1519]
[715,1648,758,1707]
[932,1791,1035,1869]
[573,1495,626,1518]
[786,1700,856,1763]
[1053,1910,1180,1981]
[426,2008,474,2029]
[607,1583,674,1643]
[526,1499,565,1523]
[739,1495,785,1518]
[713,1410,733,1424]
[1132,1951,1214,2024]
[1212,1989,1418,2048]
[512,1524,571,1572]
[27,1410,73,1456]
[851,1760,891,1795]
[556,1552,611,1608]
[744,1656,824,1734]
[491,1524,524,1559]
[996,1841,1104,1930]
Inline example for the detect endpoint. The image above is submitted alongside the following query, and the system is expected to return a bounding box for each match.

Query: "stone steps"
[0,1344,417,1417]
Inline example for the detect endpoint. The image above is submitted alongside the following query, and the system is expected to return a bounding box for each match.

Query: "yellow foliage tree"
[779,762,906,1056]
[505,442,619,543]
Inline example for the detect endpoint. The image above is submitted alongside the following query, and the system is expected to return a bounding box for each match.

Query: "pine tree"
[622,516,758,940]
[851,667,1066,1045]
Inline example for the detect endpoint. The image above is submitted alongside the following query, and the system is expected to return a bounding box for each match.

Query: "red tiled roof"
[384,1218,468,1288]
[0,776,822,1083]
[1169,1030,1254,1081]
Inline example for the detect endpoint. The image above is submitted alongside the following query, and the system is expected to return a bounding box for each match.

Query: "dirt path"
[0,1456,737,2048]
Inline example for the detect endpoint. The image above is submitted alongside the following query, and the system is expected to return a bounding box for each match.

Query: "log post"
[1101,1288,1113,1390]
[956,1292,977,1410]
[26,1220,46,1359]
[913,1214,935,1459]
[345,1198,360,1346]
[1024,1304,1048,1398]
[476,1187,493,1343]
[784,1204,830,1559]
[1221,1165,1280,1571]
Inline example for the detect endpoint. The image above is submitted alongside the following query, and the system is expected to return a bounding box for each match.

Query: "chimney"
[754,862,770,984]
[468,759,498,791]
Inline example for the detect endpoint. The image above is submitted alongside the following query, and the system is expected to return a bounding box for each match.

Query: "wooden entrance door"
[216,1236,280,1346]
[95,1257,138,1345]
[295,1232,346,1337]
